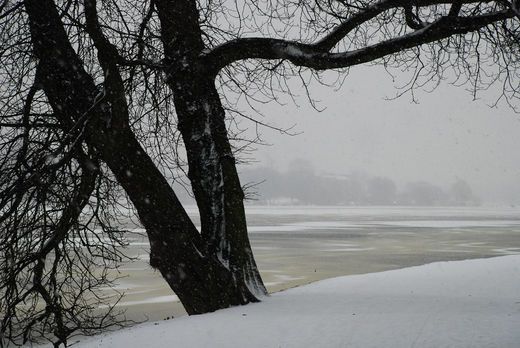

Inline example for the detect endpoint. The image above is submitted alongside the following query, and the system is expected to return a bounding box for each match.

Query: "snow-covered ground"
[76,255,520,348]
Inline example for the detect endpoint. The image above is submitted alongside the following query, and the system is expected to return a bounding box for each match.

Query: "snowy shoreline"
[72,255,520,348]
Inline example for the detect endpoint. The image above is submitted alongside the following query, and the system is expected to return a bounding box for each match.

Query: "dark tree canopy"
[0,0,518,346]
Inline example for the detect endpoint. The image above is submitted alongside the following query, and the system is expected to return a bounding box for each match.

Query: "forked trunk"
[24,0,266,316]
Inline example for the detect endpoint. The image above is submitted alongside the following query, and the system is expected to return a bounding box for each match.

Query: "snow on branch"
[203,1,516,74]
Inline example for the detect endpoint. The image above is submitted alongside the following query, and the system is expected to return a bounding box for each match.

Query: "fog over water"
[236,66,520,205]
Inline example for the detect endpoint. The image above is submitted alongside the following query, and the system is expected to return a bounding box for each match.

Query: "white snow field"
[74,255,520,348]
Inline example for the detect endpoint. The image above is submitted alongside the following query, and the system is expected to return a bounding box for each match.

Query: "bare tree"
[1,0,518,346]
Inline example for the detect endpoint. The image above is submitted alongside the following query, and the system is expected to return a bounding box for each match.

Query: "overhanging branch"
[204,6,514,74]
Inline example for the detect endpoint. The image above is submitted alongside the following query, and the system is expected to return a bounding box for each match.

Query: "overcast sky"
[239,65,520,205]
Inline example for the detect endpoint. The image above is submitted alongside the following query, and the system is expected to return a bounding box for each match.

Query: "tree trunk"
[155,0,267,296]
[172,78,267,297]
[24,0,266,315]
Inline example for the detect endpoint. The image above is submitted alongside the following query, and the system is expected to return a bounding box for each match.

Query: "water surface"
[108,206,520,321]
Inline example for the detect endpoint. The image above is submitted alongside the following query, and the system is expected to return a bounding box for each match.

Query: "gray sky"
[241,65,520,204]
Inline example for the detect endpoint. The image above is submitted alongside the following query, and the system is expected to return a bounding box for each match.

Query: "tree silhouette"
[1,0,518,345]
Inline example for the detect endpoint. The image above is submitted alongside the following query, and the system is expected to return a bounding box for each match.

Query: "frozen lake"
[108,206,520,321]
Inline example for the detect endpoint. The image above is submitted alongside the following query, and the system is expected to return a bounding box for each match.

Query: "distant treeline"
[237,164,479,206]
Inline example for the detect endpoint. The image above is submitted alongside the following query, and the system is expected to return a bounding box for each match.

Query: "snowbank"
[77,256,520,347]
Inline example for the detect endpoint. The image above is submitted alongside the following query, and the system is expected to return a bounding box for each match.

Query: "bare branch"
[204,8,515,73]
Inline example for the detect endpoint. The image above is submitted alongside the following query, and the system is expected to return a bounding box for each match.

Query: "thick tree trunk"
[155,0,267,296]
[173,79,267,297]
[24,0,265,315]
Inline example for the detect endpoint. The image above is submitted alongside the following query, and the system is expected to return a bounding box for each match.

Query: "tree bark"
[171,78,267,297]
[155,0,267,296]
[24,0,265,315]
